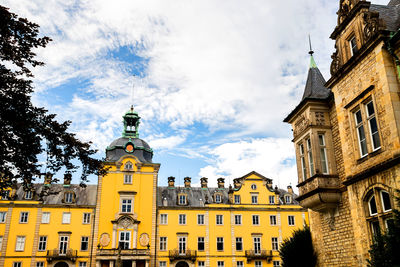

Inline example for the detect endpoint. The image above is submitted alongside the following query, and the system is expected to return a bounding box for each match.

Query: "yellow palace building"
[0,108,308,267]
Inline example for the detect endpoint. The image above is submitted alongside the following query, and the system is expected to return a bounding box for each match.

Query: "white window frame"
[235,237,243,251]
[273,261,281,267]
[41,212,50,224]
[251,184,257,190]
[349,36,358,56]
[197,214,204,225]
[0,212,6,223]
[125,161,133,170]
[13,262,22,267]
[234,195,241,204]
[81,236,89,251]
[365,100,381,151]
[288,215,295,226]
[354,109,368,157]
[119,231,131,249]
[160,214,168,225]
[368,195,378,216]
[159,261,167,267]
[38,236,47,251]
[234,214,242,225]
[25,191,33,200]
[255,261,262,267]
[270,215,277,226]
[198,261,205,267]
[178,194,187,205]
[0,236,3,249]
[251,194,258,204]
[36,262,45,267]
[59,235,69,255]
[269,195,275,204]
[121,198,133,213]
[178,236,187,254]
[82,213,91,224]
[272,237,279,251]
[252,215,260,226]
[217,237,224,251]
[253,236,261,254]
[79,262,87,267]
[318,134,329,174]
[306,138,314,176]
[217,261,224,267]
[179,214,186,225]
[236,261,244,267]
[159,237,167,251]
[62,212,71,224]
[124,174,132,184]
[19,212,29,223]
[15,236,26,251]
[299,143,307,181]
[285,195,291,204]
[65,192,73,203]
[198,237,205,251]
[216,215,223,225]
[380,190,392,212]
[215,194,222,203]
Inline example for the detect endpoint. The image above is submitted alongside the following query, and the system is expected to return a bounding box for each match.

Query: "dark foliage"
[279,225,317,267]
[368,189,400,267]
[0,5,106,191]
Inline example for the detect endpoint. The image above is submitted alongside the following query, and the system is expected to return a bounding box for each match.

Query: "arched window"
[365,188,393,237]
[125,161,133,170]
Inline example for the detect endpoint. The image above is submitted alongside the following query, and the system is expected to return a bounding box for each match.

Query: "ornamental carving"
[117,216,134,229]
[99,233,111,247]
[293,115,310,137]
[363,11,381,41]
[330,47,342,76]
[337,0,356,24]
[315,112,325,125]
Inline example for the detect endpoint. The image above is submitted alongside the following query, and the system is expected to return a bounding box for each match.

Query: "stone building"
[284,0,400,266]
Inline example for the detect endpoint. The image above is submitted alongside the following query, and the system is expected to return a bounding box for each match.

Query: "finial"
[308,35,314,55]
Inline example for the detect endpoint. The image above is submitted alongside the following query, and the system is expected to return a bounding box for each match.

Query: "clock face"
[139,233,150,247]
[126,144,134,152]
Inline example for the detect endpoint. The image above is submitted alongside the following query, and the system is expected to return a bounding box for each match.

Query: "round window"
[125,143,134,153]
[251,184,257,190]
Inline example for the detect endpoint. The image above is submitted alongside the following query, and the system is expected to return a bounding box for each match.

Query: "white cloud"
[148,135,186,150]
[199,138,298,190]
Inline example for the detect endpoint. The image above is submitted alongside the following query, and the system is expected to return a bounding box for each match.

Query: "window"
[83,213,91,224]
[218,261,224,267]
[270,215,277,226]
[160,214,168,225]
[285,195,291,204]
[272,237,278,250]
[79,263,87,267]
[368,195,378,216]
[178,194,187,205]
[198,237,205,251]
[38,236,47,251]
[65,192,73,203]
[319,134,329,174]
[119,231,130,249]
[251,195,258,204]
[121,199,132,213]
[0,212,6,223]
[354,109,368,157]
[19,212,28,223]
[178,236,186,254]
[0,236,2,249]
[215,194,222,203]
[217,237,224,251]
[253,237,261,254]
[252,215,260,225]
[179,214,186,225]
[273,261,281,267]
[13,263,22,267]
[349,36,358,56]
[2,190,10,200]
[255,261,262,267]
[380,191,392,212]
[160,237,167,251]
[41,212,50,224]
[234,215,242,225]
[15,236,25,251]
[25,191,33,200]
[237,262,244,267]
[59,236,69,255]
[288,215,295,226]
[216,215,223,225]
[62,212,71,224]
[124,174,132,184]
[234,195,241,204]
[366,101,380,151]
[36,262,45,267]
[306,138,314,176]
[198,262,205,267]
[160,262,167,267]
[197,214,204,225]
[125,161,133,170]
[251,184,257,190]
[299,143,307,180]
[235,237,243,251]
[269,195,275,204]
[81,236,89,251]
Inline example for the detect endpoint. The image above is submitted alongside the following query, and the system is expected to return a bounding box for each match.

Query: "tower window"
[306,138,314,176]
[318,134,329,174]
[299,143,307,181]
[366,101,381,151]
[349,36,358,56]
[215,194,222,203]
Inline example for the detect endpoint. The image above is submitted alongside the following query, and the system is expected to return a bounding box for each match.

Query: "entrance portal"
[54,262,69,267]
[176,261,189,267]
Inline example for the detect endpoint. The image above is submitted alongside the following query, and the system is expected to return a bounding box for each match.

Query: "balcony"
[168,249,197,262]
[245,250,273,263]
[46,249,77,263]
[97,248,150,257]
[297,174,341,212]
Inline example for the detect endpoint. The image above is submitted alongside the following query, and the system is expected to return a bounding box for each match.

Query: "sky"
[4,0,390,190]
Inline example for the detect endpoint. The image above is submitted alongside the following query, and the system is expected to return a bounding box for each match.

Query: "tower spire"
[308,35,317,69]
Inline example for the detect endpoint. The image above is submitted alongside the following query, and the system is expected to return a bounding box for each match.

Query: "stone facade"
[285,0,400,266]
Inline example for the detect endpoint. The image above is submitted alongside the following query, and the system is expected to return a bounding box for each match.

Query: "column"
[110,260,115,267]
[145,260,149,267]
[96,260,101,267]
[131,261,137,267]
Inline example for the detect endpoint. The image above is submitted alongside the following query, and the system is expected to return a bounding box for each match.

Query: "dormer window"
[25,191,33,200]
[125,161,133,170]
[215,194,222,203]
[234,195,241,204]
[64,192,74,203]
[285,195,291,204]
[178,194,187,205]
[349,36,358,56]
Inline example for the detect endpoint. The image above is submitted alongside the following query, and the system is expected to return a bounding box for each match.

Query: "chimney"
[184,177,191,188]
[64,173,72,186]
[217,178,225,188]
[168,176,175,187]
[266,180,273,189]
[234,179,241,189]
[44,173,53,186]
[275,185,280,204]
[200,177,208,188]
[287,185,293,194]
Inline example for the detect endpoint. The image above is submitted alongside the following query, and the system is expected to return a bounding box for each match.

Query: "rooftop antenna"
[308,34,314,55]
[130,76,135,109]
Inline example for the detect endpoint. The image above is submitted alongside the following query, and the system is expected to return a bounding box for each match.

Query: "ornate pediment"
[338,0,358,24]
[293,115,311,137]
[112,214,139,229]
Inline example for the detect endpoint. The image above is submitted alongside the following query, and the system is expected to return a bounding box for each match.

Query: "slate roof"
[370,2,400,32]
[106,137,153,163]
[301,56,331,101]
[12,184,97,206]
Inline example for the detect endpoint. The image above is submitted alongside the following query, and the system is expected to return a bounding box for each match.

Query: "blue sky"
[4,0,390,190]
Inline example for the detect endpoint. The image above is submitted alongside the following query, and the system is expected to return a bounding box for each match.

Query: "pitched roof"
[301,55,331,101]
